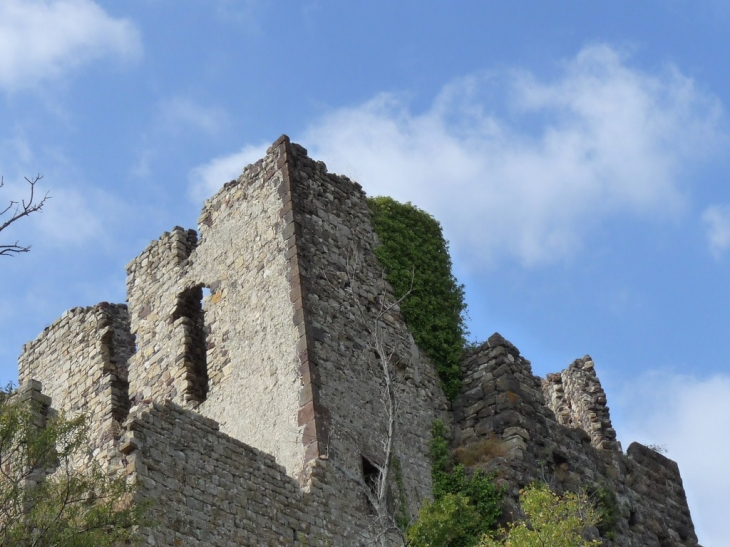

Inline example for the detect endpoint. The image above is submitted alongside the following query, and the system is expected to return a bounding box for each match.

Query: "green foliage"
[429,419,453,496]
[392,456,410,532]
[588,485,619,540]
[478,484,602,547]
[0,387,148,546]
[368,197,468,399]
[406,493,482,547]
[409,421,502,546]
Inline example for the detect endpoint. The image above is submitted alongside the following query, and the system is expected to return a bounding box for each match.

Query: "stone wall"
[17,303,134,462]
[283,139,450,511]
[125,140,306,478]
[543,356,619,450]
[121,401,374,546]
[452,333,700,547]
[124,136,449,504]
[14,135,702,546]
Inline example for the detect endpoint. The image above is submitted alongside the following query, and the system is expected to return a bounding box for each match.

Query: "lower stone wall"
[121,401,379,546]
[625,443,698,547]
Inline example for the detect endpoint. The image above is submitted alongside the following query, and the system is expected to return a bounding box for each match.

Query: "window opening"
[101,329,130,422]
[362,456,381,511]
[172,285,209,403]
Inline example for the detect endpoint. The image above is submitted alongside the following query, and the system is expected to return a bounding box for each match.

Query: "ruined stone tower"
[16,136,701,546]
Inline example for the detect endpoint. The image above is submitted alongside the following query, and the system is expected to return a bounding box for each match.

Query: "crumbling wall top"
[543,355,619,451]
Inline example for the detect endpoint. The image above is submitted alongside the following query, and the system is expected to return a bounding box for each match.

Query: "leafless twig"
[327,251,414,546]
[0,174,49,257]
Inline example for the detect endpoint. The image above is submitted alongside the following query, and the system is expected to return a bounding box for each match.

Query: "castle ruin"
[16,136,701,546]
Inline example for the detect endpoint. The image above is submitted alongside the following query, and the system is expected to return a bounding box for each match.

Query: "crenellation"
[14,136,701,546]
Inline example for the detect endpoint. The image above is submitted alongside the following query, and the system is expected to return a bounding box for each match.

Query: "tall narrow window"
[362,456,381,511]
[172,285,209,403]
[101,329,131,422]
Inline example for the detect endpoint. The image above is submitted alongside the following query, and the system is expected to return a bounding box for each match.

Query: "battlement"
[15,136,700,546]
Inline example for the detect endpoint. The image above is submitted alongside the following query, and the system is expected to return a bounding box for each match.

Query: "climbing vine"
[392,456,410,532]
[367,197,468,399]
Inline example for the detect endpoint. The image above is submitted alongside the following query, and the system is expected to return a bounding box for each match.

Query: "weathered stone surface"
[453,335,700,547]
[15,138,700,546]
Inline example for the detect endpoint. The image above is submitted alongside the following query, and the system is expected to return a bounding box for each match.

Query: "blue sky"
[1,1,729,544]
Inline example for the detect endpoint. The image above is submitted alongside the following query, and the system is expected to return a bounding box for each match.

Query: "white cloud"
[187,143,269,203]
[297,44,723,267]
[0,0,142,91]
[702,204,730,258]
[617,371,730,547]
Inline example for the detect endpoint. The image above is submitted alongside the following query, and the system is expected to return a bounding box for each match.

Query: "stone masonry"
[543,356,619,451]
[453,334,699,547]
[15,136,701,546]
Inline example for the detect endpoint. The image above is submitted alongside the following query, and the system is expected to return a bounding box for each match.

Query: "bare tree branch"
[0,174,49,257]
[327,252,415,546]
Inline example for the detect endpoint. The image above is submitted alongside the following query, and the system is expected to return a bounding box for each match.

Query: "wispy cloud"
[0,133,124,250]
[299,44,724,267]
[131,96,229,179]
[214,0,271,33]
[159,97,227,135]
[617,371,730,547]
[0,0,142,92]
[702,204,730,258]
[187,143,269,203]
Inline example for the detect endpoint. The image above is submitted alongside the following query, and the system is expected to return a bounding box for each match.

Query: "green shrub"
[368,197,468,399]
[478,483,602,547]
[418,420,502,546]
[0,386,149,546]
[407,493,482,547]
[588,485,620,539]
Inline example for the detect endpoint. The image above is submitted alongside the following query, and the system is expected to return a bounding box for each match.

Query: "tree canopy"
[0,386,147,546]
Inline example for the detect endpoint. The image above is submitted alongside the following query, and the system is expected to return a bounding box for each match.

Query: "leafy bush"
[406,493,482,547]
[409,421,502,546]
[368,197,468,399]
[478,483,602,547]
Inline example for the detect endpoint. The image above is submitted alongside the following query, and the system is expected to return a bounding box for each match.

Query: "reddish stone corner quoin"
[16,136,701,546]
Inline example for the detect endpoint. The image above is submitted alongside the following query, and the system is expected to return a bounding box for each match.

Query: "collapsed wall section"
[625,443,699,547]
[284,139,450,512]
[452,334,700,547]
[122,401,374,546]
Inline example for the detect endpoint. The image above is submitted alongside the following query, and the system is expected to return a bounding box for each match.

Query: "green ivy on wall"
[367,196,468,399]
